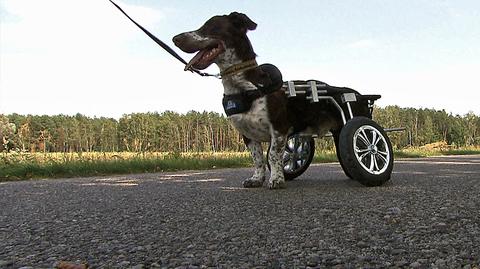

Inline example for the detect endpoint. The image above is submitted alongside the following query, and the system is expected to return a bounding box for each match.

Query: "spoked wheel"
[267,134,315,180]
[338,117,393,186]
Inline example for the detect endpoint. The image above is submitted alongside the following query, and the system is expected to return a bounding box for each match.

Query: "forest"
[1,106,479,153]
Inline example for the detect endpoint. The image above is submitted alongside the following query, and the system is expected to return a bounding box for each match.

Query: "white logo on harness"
[226,100,237,110]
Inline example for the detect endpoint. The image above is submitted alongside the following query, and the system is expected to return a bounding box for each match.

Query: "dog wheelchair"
[272,80,396,187]
[109,1,397,187]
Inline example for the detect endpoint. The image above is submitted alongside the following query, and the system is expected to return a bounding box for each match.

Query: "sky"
[1,0,479,119]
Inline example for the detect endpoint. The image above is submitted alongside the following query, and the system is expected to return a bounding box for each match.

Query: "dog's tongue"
[184,49,207,71]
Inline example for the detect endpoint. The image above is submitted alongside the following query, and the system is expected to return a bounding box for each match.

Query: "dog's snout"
[173,33,194,52]
[172,34,183,45]
[172,33,193,52]
[172,32,208,53]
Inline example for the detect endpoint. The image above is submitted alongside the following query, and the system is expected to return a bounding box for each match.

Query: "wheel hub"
[353,125,390,175]
[283,136,312,174]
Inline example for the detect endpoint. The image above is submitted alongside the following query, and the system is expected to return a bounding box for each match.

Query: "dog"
[173,12,340,189]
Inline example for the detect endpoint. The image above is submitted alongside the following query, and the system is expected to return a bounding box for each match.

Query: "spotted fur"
[180,31,209,42]
[242,140,265,188]
[173,12,336,189]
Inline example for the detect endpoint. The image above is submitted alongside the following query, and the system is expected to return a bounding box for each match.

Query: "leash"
[108,0,220,78]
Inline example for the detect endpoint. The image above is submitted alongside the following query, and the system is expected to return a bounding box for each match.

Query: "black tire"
[333,131,354,180]
[338,117,394,187]
[267,134,315,181]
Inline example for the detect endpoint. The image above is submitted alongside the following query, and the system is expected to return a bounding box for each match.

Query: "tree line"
[1,107,479,153]
[0,112,244,153]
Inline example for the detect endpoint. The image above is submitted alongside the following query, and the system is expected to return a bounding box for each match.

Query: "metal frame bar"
[324,127,406,138]
[309,81,319,102]
[319,96,347,125]
[384,127,407,132]
[284,81,347,125]
[283,81,405,142]
[346,102,354,120]
[287,81,296,97]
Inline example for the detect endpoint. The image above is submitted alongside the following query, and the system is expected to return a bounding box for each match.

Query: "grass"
[0,152,252,181]
[1,147,479,181]
[394,147,480,158]
[313,150,338,163]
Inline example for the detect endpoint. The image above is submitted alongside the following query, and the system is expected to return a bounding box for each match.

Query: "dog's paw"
[243,177,264,188]
[268,178,286,190]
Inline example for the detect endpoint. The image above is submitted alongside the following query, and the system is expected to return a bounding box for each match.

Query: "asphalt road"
[1,155,479,269]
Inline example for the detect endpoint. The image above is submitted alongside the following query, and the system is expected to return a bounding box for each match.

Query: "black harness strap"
[108,0,218,78]
[222,90,264,116]
[222,63,284,116]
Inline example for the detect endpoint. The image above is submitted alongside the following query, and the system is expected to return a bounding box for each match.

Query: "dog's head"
[173,12,257,71]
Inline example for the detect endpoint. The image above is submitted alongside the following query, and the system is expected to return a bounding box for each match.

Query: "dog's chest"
[228,96,271,142]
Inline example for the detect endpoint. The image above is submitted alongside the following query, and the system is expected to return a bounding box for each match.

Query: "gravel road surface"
[1,155,479,269]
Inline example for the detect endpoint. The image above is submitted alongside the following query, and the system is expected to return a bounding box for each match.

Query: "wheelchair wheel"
[268,134,315,180]
[338,117,394,186]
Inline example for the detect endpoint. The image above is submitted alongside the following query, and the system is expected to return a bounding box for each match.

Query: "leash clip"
[187,67,221,79]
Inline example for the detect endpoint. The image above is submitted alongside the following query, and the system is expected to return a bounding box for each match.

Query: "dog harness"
[222,63,283,116]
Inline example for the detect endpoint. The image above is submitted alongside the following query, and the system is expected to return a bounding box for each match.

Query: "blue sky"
[1,0,479,118]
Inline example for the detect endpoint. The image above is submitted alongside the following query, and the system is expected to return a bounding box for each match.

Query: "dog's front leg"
[243,139,265,188]
[268,130,287,189]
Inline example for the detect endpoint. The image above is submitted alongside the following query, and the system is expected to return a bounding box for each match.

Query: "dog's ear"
[228,12,257,32]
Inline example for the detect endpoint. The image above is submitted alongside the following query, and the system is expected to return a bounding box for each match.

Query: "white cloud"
[0,0,224,118]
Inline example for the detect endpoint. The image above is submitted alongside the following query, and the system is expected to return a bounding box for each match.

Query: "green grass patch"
[1,148,479,181]
[0,152,252,181]
[394,147,480,159]
[313,150,338,163]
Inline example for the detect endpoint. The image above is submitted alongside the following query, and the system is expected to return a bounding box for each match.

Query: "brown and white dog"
[173,12,340,189]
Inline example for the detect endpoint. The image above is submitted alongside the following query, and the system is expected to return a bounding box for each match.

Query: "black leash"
[108,0,219,78]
